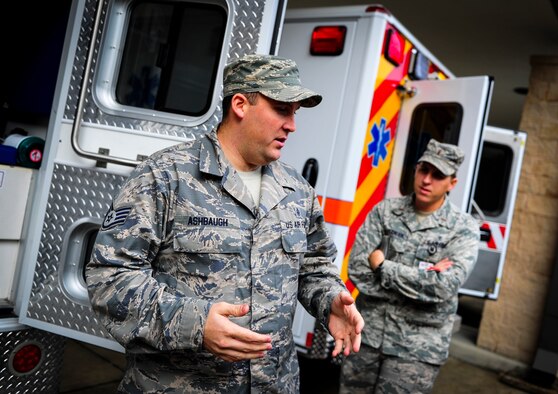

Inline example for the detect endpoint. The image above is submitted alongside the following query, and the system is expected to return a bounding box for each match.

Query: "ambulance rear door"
[461,126,527,299]
[385,76,494,213]
[14,0,287,352]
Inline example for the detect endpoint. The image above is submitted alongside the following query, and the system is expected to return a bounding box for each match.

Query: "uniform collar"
[393,194,457,231]
[200,130,294,185]
[200,130,294,216]
[199,131,227,176]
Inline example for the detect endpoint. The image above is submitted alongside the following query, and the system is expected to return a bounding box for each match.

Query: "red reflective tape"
[345,278,355,293]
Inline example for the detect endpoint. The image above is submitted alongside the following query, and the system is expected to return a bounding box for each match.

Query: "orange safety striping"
[369,49,413,121]
[340,176,388,289]
[356,100,400,188]
[345,176,388,263]
[325,26,420,297]
[355,115,398,195]
[340,28,415,296]
[322,197,353,226]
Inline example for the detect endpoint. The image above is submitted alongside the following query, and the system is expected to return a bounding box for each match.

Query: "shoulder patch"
[101,204,132,231]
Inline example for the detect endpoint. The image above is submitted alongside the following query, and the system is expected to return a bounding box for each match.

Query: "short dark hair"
[221,92,259,119]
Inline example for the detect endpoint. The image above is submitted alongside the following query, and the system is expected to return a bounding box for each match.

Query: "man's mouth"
[419,186,430,194]
[275,137,287,148]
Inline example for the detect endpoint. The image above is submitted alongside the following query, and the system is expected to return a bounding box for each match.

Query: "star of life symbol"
[367,118,391,167]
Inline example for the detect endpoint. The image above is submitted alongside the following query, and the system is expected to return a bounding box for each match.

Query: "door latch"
[396,83,417,98]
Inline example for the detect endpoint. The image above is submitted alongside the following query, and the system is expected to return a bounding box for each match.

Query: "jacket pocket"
[403,301,455,328]
[388,236,415,266]
[170,224,242,300]
[281,228,308,254]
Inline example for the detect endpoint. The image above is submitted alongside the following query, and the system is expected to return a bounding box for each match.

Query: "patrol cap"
[418,139,465,176]
[223,54,322,107]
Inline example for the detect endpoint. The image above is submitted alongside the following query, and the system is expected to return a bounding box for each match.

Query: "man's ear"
[447,176,458,192]
[230,93,249,119]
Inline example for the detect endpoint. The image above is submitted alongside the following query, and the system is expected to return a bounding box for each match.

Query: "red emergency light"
[384,27,405,66]
[305,332,314,348]
[10,342,43,374]
[310,25,347,56]
[366,5,391,15]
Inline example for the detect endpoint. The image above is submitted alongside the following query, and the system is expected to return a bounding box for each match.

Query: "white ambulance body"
[277,5,526,357]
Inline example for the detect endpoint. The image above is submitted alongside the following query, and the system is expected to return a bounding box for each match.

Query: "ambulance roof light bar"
[365,5,391,14]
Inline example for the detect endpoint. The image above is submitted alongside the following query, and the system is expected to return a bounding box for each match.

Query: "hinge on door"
[396,83,417,98]
[96,148,109,168]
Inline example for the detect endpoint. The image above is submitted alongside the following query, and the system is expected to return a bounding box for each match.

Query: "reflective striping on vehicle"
[339,26,413,291]
[480,222,506,251]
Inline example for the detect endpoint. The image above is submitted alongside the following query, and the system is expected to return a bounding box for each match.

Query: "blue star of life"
[367,118,391,167]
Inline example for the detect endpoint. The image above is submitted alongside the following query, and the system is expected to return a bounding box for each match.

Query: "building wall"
[477,56,558,364]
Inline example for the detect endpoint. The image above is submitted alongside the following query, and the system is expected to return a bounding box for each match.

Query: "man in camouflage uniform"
[339,139,480,393]
[86,54,364,393]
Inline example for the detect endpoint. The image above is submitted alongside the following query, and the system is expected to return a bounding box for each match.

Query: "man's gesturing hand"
[328,291,364,358]
[203,302,272,362]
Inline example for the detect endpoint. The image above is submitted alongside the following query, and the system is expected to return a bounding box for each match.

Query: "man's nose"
[422,171,433,182]
[284,115,296,132]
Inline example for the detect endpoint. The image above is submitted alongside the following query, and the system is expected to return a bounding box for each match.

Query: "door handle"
[302,158,319,188]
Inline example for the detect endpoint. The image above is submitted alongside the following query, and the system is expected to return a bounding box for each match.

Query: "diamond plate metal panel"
[28,0,271,342]
[309,323,332,360]
[65,0,266,139]
[0,327,65,394]
[26,164,126,340]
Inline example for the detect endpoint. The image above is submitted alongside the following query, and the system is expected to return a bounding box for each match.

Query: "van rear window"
[473,142,512,216]
[399,103,463,195]
[115,1,226,116]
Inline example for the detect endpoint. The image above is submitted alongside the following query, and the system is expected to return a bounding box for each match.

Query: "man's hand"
[203,302,272,362]
[368,249,385,271]
[427,257,453,273]
[328,291,364,358]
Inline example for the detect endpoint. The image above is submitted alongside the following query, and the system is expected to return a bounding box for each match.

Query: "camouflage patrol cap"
[223,54,322,107]
[418,139,465,176]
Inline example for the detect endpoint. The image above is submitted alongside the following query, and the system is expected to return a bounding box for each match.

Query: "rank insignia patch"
[101,204,132,230]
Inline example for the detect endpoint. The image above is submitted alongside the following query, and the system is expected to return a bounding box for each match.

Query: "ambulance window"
[399,103,463,195]
[115,1,227,116]
[473,142,512,216]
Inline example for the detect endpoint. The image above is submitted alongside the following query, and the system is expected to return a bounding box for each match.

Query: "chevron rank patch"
[101,204,132,231]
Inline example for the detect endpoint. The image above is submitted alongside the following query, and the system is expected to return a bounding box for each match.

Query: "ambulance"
[0,0,286,391]
[277,5,526,358]
[0,2,525,392]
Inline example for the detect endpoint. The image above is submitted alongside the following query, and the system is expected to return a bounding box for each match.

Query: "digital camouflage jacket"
[348,194,479,365]
[86,131,346,393]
